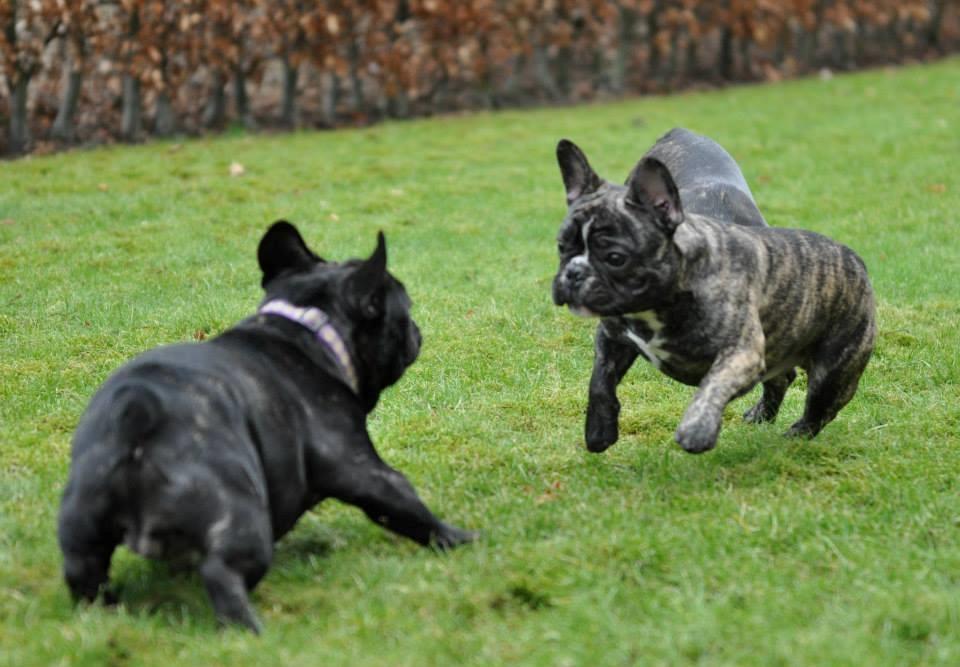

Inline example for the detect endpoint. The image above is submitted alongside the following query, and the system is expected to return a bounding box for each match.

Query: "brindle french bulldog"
[58,221,475,633]
[552,128,876,454]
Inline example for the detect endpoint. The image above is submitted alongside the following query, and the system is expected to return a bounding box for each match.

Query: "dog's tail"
[110,381,165,444]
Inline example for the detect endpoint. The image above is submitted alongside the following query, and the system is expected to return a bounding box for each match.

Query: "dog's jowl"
[553,128,876,454]
[58,222,475,633]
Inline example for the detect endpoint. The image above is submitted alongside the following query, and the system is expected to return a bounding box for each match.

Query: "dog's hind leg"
[58,478,121,604]
[199,507,272,633]
[199,554,267,634]
[743,368,796,424]
[787,319,875,438]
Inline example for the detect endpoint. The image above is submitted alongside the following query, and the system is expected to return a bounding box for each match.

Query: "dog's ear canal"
[347,231,388,320]
[625,157,685,235]
[557,139,602,206]
[258,220,324,287]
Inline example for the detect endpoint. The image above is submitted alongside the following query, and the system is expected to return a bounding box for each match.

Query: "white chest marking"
[624,311,670,369]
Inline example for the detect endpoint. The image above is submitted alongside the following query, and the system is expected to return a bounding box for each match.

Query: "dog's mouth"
[567,304,600,318]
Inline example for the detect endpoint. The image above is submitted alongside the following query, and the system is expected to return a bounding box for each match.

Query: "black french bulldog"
[58,221,475,633]
[553,128,876,454]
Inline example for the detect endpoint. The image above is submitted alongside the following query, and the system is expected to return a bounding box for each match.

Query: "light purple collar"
[258,299,359,395]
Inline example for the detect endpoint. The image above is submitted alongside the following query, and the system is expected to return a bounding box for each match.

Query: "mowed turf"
[1,57,958,666]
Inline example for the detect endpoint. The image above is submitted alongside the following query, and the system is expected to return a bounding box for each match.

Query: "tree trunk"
[347,36,364,113]
[51,67,83,143]
[771,22,787,69]
[555,45,574,100]
[829,26,847,69]
[120,6,142,142]
[533,32,560,101]
[8,72,31,155]
[612,4,637,94]
[499,53,524,104]
[388,88,410,119]
[739,34,752,79]
[233,64,256,129]
[719,27,734,80]
[204,68,226,129]
[121,74,142,142]
[852,20,865,66]
[155,91,175,137]
[321,70,338,126]
[927,0,946,53]
[280,57,298,128]
[664,29,681,85]
[684,28,699,82]
[477,35,500,109]
[646,2,662,87]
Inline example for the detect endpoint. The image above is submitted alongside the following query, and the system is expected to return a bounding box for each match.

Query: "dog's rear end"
[58,362,271,632]
[644,127,768,228]
[59,379,160,603]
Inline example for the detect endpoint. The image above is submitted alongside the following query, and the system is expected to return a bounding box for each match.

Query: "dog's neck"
[258,299,359,395]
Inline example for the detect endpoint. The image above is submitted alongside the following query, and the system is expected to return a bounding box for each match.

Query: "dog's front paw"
[674,416,720,454]
[585,399,619,453]
[432,524,478,551]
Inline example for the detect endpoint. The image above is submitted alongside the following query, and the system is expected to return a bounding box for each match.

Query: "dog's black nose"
[565,263,586,287]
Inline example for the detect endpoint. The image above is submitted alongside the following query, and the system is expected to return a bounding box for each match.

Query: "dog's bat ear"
[625,157,684,235]
[258,220,323,287]
[347,231,388,320]
[557,139,603,206]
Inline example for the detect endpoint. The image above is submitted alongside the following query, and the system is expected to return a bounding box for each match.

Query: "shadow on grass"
[104,554,214,630]
[96,520,341,631]
[575,417,870,492]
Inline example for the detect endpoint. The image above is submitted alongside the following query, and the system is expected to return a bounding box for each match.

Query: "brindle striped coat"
[553,128,876,453]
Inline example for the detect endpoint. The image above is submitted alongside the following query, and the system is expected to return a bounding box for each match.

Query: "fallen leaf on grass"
[97,183,109,192]
[535,480,563,505]
[229,162,246,177]
[1,219,14,226]
[927,183,946,194]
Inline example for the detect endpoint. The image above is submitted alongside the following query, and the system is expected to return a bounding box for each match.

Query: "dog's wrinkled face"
[552,140,685,317]
[258,222,421,398]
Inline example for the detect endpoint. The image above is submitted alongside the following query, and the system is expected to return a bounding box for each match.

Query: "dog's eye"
[605,252,627,267]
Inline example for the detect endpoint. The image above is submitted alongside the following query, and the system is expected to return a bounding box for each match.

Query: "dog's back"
[644,127,768,228]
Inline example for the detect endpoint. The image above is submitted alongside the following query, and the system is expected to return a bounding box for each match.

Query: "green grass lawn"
[2,57,959,666]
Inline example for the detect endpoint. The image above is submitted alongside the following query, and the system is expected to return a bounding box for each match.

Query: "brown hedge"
[1,0,957,156]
